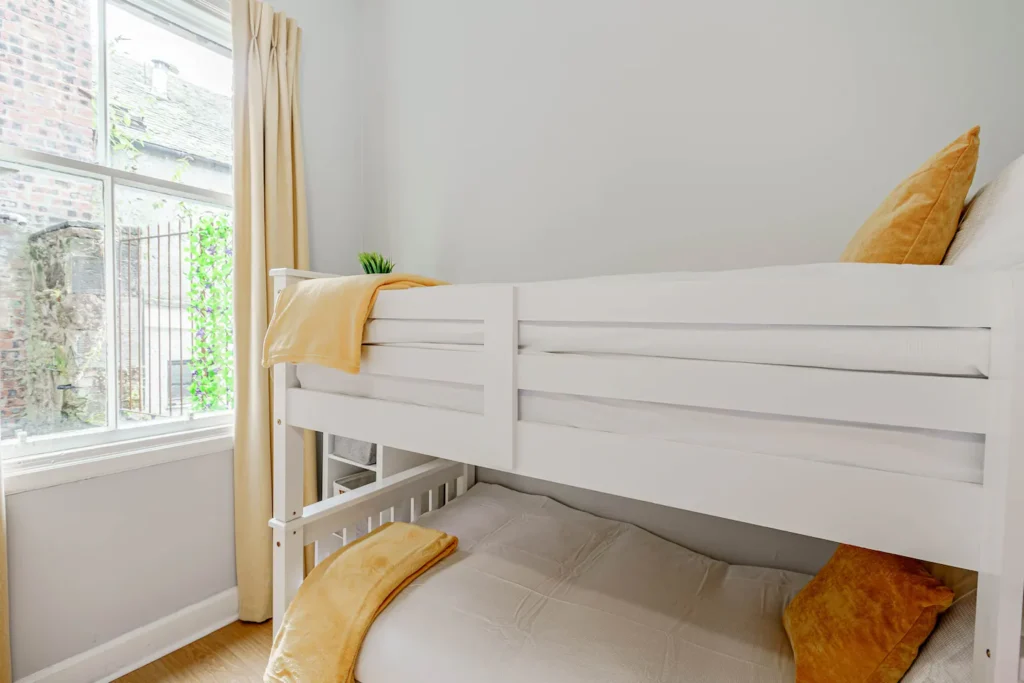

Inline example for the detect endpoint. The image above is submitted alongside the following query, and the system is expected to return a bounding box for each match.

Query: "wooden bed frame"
[268,266,1024,683]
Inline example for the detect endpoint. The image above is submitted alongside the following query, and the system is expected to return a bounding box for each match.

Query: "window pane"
[0,163,107,439]
[106,5,232,193]
[114,186,232,424]
[0,0,101,162]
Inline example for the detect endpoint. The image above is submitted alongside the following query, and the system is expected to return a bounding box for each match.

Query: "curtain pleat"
[231,0,317,623]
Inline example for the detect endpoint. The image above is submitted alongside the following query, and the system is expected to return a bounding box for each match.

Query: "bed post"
[975,271,1024,683]
[460,464,476,495]
[483,285,517,471]
[271,272,305,636]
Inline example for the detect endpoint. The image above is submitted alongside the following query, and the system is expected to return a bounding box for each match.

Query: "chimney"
[149,59,178,99]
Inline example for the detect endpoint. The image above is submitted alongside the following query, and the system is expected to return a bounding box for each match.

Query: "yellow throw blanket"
[265,522,458,683]
[262,274,447,373]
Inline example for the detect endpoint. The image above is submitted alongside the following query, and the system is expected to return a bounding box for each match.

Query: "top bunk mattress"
[355,483,810,683]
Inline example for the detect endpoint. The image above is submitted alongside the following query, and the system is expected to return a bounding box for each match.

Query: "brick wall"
[0,0,98,435]
[0,213,32,431]
[0,0,97,160]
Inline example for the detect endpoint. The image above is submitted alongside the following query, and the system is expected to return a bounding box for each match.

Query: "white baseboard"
[16,587,240,683]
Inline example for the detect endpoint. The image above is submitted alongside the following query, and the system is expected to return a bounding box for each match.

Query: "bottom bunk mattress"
[354,482,810,683]
[296,365,984,483]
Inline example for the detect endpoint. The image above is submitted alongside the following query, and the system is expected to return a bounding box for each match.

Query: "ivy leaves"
[184,213,234,412]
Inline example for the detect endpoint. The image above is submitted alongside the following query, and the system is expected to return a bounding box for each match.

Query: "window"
[0,0,233,463]
[106,2,232,192]
[168,359,191,408]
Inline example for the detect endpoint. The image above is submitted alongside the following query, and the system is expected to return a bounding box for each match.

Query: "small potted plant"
[358,251,394,274]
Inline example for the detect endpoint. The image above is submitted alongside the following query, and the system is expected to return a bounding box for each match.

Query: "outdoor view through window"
[0,0,233,452]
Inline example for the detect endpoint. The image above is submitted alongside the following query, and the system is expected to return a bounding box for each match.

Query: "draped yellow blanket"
[265,522,458,683]
[261,274,447,374]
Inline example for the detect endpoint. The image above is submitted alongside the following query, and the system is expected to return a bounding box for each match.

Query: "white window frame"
[0,0,234,480]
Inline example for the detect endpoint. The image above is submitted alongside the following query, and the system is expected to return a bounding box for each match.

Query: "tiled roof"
[108,53,232,166]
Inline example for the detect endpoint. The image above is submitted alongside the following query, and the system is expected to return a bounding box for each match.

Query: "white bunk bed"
[268,263,1024,683]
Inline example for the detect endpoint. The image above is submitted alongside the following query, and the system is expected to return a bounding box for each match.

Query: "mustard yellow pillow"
[784,544,954,683]
[921,561,977,601]
[841,126,980,264]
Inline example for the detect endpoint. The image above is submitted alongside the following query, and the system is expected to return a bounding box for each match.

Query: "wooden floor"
[115,621,272,682]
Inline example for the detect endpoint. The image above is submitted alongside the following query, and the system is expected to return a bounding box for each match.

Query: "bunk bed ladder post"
[975,271,1024,683]
[460,464,475,496]
[484,284,518,470]
[271,273,306,636]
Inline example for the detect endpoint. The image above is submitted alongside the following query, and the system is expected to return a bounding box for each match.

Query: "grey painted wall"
[271,0,365,275]
[7,451,235,680]
[360,0,1024,282]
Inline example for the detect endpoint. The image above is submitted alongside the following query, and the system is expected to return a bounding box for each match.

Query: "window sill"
[3,424,233,495]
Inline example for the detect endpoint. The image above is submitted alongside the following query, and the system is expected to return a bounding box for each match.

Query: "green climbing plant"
[185,212,234,412]
[110,107,147,173]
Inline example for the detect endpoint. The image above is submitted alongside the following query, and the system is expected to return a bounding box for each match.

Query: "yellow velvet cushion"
[784,544,954,683]
[840,127,980,264]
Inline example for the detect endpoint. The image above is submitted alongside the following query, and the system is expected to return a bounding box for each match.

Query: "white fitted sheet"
[900,590,1024,682]
[296,364,985,483]
[356,483,811,683]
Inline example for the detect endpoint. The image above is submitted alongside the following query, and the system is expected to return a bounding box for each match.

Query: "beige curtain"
[232,0,318,623]
[0,464,10,683]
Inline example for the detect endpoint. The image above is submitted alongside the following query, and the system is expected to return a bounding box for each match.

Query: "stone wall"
[0,170,100,436]
[24,222,107,434]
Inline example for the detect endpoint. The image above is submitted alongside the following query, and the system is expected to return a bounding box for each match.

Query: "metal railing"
[117,219,192,420]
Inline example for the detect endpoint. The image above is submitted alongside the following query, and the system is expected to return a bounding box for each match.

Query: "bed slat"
[519,353,990,434]
[361,345,481,384]
[371,285,489,320]
[286,389,494,467]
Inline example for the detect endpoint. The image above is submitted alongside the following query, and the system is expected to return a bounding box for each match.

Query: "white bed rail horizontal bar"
[518,353,991,434]
[371,286,489,321]
[361,345,481,384]
[268,268,341,280]
[515,422,983,570]
[286,389,494,467]
[270,459,465,546]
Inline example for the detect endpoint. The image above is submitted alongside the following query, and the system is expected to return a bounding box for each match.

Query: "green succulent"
[358,252,395,274]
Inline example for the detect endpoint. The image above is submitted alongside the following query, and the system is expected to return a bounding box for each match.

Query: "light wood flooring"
[114,621,272,682]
